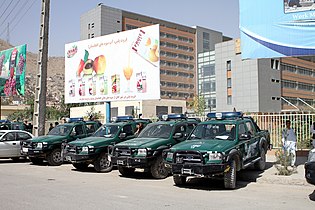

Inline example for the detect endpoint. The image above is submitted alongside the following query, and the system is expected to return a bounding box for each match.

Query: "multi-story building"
[79,4,228,117]
[215,39,315,112]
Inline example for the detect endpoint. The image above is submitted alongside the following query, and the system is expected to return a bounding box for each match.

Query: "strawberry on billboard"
[64,24,160,103]
[0,44,26,96]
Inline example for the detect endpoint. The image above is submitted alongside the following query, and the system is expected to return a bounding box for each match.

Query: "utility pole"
[33,0,50,136]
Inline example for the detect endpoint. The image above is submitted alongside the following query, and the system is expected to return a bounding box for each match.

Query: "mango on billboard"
[64,24,160,103]
[0,44,26,96]
[240,0,315,59]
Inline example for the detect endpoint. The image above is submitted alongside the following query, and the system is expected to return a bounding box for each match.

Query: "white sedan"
[0,130,34,161]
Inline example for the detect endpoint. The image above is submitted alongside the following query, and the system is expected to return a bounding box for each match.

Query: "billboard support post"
[105,102,111,123]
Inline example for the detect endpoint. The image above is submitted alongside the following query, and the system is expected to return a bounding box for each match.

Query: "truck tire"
[254,148,266,171]
[118,166,135,177]
[224,159,236,189]
[173,175,186,186]
[47,148,63,166]
[29,157,43,165]
[94,153,113,173]
[150,155,169,179]
[72,163,89,171]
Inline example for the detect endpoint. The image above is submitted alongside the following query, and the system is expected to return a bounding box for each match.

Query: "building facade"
[215,39,315,112]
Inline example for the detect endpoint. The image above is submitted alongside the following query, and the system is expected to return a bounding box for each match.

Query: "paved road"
[0,160,314,210]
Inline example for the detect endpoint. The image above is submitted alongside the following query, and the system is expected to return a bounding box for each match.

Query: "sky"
[0,0,240,56]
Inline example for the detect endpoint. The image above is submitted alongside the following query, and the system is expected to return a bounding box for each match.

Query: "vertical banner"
[0,44,27,96]
[240,0,315,59]
[65,24,160,103]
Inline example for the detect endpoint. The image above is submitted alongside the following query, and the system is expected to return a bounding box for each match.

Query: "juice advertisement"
[111,74,120,94]
[88,78,96,96]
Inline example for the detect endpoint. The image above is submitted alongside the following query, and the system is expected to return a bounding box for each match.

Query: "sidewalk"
[256,152,310,186]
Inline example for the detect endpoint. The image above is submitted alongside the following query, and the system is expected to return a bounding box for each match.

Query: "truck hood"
[171,139,237,153]
[30,135,65,143]
[69,136,113,147]
[116,137,169,149]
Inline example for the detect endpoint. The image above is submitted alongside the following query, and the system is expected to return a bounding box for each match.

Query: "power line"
[0,0,22,27]
[0,0,36,38]
[0,0,14,21]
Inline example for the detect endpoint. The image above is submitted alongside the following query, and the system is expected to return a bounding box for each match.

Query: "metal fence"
[188,112,315,149]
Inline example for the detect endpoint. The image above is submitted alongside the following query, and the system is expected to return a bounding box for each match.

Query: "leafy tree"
[190,94,206,116]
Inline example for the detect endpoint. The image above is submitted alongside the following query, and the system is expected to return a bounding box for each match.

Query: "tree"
[190,94,206,116]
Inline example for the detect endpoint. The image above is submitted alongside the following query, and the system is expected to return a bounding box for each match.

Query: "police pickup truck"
[64,117,149,172]
[21,118,101,166]
[109,114,198,179]
[164,112,271,189]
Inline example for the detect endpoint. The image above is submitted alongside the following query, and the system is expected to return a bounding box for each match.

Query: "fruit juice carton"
[136,71,147,93]
[99,76,108,95]
[111,74,120,94]
[88,78,96,96]
[78,78,85,96]
[131,29,159,67]
[68,79,75,97]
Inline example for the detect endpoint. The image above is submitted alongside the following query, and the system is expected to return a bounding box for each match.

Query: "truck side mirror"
[119,133,127,139]
[239,133,251,140]
[173,133,183,140]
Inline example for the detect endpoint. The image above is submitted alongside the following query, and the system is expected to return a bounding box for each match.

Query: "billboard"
[240,0,315,59]
[65,24,160,103]
[0,44,26,96]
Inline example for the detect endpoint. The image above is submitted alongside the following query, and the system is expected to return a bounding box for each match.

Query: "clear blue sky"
[0,0,240,56]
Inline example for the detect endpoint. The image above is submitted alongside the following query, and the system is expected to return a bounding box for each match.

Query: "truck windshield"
[188,123,236,141]
[93,125,120,138]
[48,125,73,136]
[138,124,173,139]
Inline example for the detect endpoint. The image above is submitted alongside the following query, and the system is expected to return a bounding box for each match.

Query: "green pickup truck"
[109,114,198,179]
[64,119,148,172]
[22,120,101,166]
[164,112,271,189]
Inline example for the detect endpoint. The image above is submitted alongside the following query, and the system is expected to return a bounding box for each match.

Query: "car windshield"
[138,123,173,139]
[48,124,73,136]
[188,123,236,141]
[93,125,120,138]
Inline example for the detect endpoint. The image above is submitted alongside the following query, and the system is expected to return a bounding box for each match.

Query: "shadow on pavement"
[0,158,29,164]
[309,190,315,201]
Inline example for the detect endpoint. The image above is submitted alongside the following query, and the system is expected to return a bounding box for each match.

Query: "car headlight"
[82,146,88,152]
[207,152,223,160]
[37,143,43,148]
[137,148,147,156]
[167,152,174,160]
[308,149,315,162]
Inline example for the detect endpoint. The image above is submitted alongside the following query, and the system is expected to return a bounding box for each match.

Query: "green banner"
[0,44,26,96]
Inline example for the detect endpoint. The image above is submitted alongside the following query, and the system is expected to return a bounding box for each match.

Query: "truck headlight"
[208,152,223,160]
[43,142,48,147]
[37,143,43,148]
[82,146,88,152]
[167,152,174,160]
[308,149,315,162]
[88,145,94,152]
[137,149,147,156]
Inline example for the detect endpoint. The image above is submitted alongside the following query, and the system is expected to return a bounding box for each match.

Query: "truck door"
[245,121,259,159]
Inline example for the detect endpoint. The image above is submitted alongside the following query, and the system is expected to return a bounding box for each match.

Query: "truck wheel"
[118,166,135,177]
[47,148,63,166]
[29,157,43,165]
[72,163,89,171]
[224,159,236,189]
[150,155,169,179]
[254,148,266,171]
[94,153,113,173]
[173,175,186,186]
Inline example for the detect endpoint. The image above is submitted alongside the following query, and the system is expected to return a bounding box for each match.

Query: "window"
[125,106,134,116]
[227,78,232,88]
[111,107,118,118]
[91,23,94,28]
[4,132,15,141]
[88,34,90,39]
[88,24,90,30]
[271,59,280,70]
[156,106,168,115]
[171,106,182,114]
[122,124,133,136]
[203,32,210,51]
[245,122,256,135]
[227,60,231,71]
[17,132,32,140]
[227,96,232,105]
[238,124,246,137]
[91,33,94,38]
